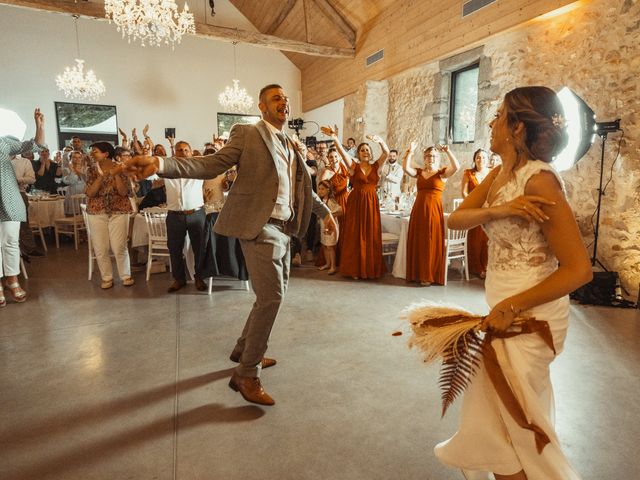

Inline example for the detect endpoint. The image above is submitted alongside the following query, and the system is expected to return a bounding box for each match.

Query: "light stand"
[591,119,621,269]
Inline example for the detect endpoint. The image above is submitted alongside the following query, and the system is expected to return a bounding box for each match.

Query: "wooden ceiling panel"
[229,0,286,32]
[275,0,310,42]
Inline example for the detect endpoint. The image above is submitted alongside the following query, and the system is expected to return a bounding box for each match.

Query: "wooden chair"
[54,194,86,250]
[29,217,48,253]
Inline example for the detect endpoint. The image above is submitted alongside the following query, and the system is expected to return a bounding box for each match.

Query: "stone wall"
[342,0,640,298]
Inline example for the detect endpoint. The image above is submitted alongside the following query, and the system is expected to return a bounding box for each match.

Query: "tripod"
[590,119,621,269]
[590,132,608,270]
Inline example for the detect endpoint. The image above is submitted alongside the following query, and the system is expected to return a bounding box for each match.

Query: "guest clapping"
[61,150,87,215]
[403,143,459,286]
[85,143,134,289]
[34,146,61,194]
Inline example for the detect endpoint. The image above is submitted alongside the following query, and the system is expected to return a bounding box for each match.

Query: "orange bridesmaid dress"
[339,161,385,279]
[406,168,446,285]
[465,169,488,276]
[331,162,350,228]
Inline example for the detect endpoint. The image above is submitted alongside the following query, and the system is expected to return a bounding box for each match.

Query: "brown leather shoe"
[167,280,186,293]
[228,373,275,406]
[195,278,208,291]
[229,352,277,369]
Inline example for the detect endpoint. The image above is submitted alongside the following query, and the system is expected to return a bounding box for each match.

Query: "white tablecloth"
[380,211,449,280]
[28,199,65,227]
[381,213,410,279]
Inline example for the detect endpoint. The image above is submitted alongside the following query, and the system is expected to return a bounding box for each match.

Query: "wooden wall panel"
[301,0,579,111]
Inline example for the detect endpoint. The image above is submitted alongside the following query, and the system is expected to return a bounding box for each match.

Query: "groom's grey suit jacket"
[161,120,329,240]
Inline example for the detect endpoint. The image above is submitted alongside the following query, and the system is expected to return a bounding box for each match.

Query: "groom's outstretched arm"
[126,125,244,181]
[161,125,244,180]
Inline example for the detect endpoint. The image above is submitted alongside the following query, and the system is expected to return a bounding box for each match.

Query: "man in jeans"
[164,141,207,292]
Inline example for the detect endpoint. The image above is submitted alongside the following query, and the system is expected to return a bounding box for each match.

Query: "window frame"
[449,62,480,144]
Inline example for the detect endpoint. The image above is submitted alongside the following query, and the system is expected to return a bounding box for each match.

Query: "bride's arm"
[447,166,553,229]
[480,171,592,332]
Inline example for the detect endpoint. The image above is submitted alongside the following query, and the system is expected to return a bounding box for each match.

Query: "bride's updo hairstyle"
[504,86,569,163]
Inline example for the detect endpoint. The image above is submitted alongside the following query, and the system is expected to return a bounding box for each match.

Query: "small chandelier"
[218,42,254,113]
[56,16,106,101]
[104,0,196,48]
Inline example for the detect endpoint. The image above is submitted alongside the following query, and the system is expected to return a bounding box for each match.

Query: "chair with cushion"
[54,194,86,250]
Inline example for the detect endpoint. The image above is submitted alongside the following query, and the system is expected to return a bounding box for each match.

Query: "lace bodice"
[483,160,564,274]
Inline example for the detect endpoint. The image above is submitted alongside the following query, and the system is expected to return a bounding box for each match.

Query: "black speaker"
[570,271,632,307]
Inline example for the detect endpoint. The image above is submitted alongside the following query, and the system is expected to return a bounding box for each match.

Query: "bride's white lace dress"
[434,160,582,480]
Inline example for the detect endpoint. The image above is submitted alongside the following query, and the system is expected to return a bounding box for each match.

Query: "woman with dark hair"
[403,144,459,286]
[322,126,389,279]
[461,148,490,278]
[436,87,592,480]
[85,142,134,289]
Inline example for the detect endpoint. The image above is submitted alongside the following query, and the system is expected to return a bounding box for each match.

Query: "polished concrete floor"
[1,243,639,480]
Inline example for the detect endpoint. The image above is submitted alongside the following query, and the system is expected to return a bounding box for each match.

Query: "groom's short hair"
[259,84,283,103]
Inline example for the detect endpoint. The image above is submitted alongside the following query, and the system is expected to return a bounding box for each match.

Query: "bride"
[438,86,592,480]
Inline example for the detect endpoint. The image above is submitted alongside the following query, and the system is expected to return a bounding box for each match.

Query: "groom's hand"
[125,155,160,180]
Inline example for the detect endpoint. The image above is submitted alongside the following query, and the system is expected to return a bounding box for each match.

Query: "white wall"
[0,4,301,150]
[303,98,344,143]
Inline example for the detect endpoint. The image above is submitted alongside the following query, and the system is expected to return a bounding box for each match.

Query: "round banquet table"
[28,197,65,227]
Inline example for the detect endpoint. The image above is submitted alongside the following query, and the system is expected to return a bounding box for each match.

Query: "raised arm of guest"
[435,144,460,178]
[34,108,45,147]
[321,125,356,169]
[119,128,129,147]
[365,134,390,169]
[167,135,175,156]
[402,142,418,177]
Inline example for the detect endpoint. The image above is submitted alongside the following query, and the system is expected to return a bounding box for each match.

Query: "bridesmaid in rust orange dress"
[461,148,491,278]
[322,127,389,279]
[403,143,459,285]
[321,148,350,229]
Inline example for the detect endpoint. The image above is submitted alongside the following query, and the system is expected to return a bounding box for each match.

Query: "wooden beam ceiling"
[264,0,297,35]
[0,0,355,58]
[310,0,355,46]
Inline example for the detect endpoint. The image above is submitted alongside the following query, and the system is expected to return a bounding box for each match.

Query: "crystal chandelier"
[218,42,254,113]
[56,16,106,101]
[104,0,196,48]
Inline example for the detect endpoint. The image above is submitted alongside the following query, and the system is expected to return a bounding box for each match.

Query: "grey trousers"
[234,223,290,377]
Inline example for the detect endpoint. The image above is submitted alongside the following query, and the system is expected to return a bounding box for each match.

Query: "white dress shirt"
[164,176,204,211]
[10,155,36,192]
[380,161,403,197]
[263,120,296,221]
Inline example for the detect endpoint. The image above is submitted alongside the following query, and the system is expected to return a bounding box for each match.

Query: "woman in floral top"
[85,142,134,289]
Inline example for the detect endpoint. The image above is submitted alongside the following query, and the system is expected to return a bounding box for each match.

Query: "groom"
[126,84,334,406]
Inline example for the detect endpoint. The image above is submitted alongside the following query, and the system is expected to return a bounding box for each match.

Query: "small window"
[449,63,479,143]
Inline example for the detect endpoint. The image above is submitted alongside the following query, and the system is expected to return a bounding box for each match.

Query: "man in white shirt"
[11,154,43,256]
[165,141,207,292]
[379,149,403,198]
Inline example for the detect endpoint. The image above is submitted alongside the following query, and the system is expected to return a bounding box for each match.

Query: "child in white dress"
[317,180,341,275]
